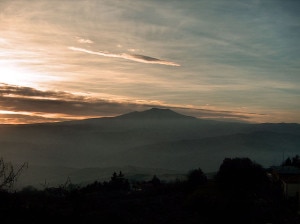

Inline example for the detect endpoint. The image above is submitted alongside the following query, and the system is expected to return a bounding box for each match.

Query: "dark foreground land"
[1,158,299,224]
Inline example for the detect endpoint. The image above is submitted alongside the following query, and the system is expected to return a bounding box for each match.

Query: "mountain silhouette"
[0,108,300,188]
[116,108,195,120]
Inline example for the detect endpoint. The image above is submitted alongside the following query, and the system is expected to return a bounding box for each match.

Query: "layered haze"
[0,108,299,188]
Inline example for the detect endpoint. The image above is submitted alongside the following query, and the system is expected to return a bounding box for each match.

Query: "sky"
[0,0,299,124]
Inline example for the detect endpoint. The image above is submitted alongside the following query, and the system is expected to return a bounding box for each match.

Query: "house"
[271,166,300,213]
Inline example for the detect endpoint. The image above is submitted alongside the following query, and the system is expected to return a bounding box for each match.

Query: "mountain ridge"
[115,108,196,120]
[1,108,300,187]
[2,108,299,128]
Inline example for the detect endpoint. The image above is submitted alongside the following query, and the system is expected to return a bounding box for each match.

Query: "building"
[271,166,300,213]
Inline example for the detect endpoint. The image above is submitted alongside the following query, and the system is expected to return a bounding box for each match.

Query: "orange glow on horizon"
[0,110,104,125]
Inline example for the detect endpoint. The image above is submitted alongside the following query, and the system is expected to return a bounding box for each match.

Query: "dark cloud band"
[0,83,263,123]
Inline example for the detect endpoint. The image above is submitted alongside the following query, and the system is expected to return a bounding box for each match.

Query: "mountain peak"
[116,108,195,120]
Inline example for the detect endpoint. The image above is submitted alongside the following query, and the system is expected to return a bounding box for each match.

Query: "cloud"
[77,38,94,44]
[0,83,74,99]
[0,84,151,117]
[166,105,265,122]
[0,37,8,45]
[0,112,67,124]
[128,48,137,52]
[68,47,180,66]
[0,83,265,124]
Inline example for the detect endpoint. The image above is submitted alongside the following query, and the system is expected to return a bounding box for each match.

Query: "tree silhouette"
[0,157,27,191]
[282,157,292,166]
[215,158,277,223]
[292,155,300,168]
[108,171,130,191]
[216,158,269,196]
[187,168,207,189]
[282,155,300,168]
[150,175,161,187]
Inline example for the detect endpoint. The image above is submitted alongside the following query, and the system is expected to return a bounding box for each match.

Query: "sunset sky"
[0,0,299,124]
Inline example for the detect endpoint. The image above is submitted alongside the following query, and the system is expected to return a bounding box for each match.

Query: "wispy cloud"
[68,47,180,66]
[0,0,299,124]
[77,38,94,44]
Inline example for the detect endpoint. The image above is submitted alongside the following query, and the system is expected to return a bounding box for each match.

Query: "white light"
[0,61,61,88]
[0,64,36,86]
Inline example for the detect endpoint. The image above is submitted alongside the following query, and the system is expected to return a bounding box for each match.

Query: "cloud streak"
[0,0,299,124]
[68,47,180,66]
[0,83,265,124]
[77,38,94,44]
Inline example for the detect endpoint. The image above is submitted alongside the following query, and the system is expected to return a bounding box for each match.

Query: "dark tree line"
[0,157,299,224]
[282,155,300,168]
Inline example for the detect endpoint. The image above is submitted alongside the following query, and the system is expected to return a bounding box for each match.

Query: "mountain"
[0,108,299,188]
[116,108,195,120]
[119,131,300,171]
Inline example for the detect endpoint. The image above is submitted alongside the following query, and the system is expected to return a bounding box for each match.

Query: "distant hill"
[15,165,185,189]
[116,108,195,120]
[0,108,299,188]
[119,131,300,171]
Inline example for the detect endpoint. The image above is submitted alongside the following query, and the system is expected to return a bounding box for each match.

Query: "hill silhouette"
[116,108,195,120]
[0,108,299,188]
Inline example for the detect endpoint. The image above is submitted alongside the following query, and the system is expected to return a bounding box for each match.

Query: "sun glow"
[0,64,40,87]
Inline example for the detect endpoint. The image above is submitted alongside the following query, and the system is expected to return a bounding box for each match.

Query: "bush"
[0,158,27,192]
[216,157,269,195]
